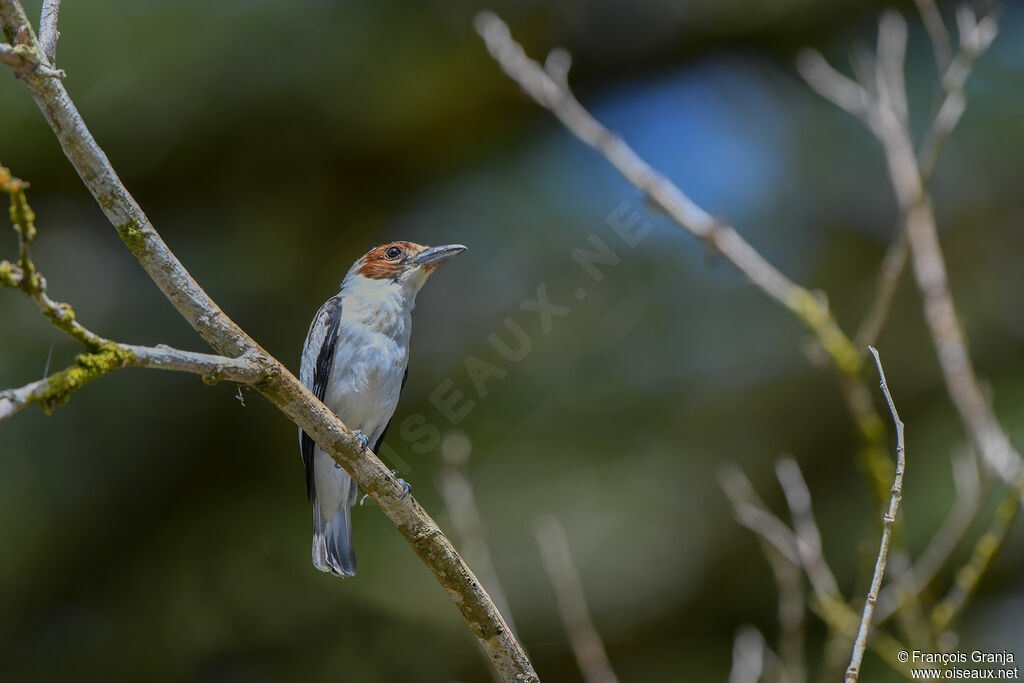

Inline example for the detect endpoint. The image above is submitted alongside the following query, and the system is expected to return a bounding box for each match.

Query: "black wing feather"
[372,365,408,453]
[300,296,342,500]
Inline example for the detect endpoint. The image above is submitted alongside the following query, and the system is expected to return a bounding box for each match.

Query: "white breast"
[322,275,413,445]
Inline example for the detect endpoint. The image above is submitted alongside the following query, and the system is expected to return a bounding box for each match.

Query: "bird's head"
[344,241,467,299]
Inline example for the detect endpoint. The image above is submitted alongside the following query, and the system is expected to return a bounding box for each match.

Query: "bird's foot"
[353,429,370,452]
[392,469,412,499]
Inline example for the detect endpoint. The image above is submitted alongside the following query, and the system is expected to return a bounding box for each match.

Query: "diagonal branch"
[931,482,1020,633]
[874,446,983,624]
[719,463,911,673]
[800,9,1022,492]
[845,347,906,683]
[0,344,260,421]
[475,11,856,372]
[475,10,894,503]
[852,3,995,353]
[0,3,536,680]
[535,516,620,683]
[37,0,59,65]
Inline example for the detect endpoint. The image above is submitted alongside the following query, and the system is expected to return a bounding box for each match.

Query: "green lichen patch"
[0,260,16,288]
[116,217,147,254]
[31,343,136,413]
[787,288,862,377]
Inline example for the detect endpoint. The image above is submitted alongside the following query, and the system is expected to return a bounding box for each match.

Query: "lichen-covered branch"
[845,347,906,683]
[931,481,1020,633]
[0,343,258,421]
[0,3,536,679]
[1,165,259,420]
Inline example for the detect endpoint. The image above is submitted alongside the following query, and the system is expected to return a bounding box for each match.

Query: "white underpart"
[312,266,431,570]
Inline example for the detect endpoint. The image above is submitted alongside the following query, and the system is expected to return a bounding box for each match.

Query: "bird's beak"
[410,244,467,269]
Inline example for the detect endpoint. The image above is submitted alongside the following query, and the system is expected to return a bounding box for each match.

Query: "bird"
[298,241,466,577]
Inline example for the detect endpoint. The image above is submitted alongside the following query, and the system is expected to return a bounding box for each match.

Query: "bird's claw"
[391,469,412,499]
[353,429,369,452]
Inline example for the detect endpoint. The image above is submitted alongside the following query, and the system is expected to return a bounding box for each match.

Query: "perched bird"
[299,241,466,576]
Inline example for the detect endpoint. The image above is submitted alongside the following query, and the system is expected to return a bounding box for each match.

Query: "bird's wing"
[372,365,408,453]
[299,294,342,500]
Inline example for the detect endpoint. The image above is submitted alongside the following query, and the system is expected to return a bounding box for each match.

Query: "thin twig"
[759,527,806,683]
[775,458,842,600]
[875,447,983,623]
[919,6,997,180]
[801,9,1022,494]
[853,233,907,351]
[38,0,60,65]
[475,11,866,375]
[932,481,1020,633]
[0,345,260,421]
[438,431,518,634]
[729,626,767,683]
[0,4,536,679]
[476,9,895,503]
[720,465,801,566]
[846,347,906,683]
[720,465,912,673]
[809,5,994,353]
[914,0,951,76]
[535,516,620,683]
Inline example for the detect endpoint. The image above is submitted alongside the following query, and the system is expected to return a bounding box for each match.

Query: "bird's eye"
[384,246,402,260]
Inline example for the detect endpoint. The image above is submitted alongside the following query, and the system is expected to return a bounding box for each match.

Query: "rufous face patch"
[355,242,427,280]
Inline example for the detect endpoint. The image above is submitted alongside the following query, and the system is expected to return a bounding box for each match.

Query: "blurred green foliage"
[2,1,1023,681]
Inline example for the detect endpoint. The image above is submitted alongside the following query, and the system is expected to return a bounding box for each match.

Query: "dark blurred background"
[2,0,1023,681]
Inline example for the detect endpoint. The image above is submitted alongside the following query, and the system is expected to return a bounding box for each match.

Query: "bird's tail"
[312,499,358,577]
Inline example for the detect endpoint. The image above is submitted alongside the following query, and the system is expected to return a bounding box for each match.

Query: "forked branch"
[0,3,536,679]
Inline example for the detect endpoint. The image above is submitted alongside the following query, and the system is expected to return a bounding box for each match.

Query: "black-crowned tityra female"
[299,241,466,576]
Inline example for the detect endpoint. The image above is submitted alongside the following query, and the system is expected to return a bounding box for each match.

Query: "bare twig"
[853,233,907,351]
[919,6,997,180]
[720,465,801,566]
[932,482,1020,633]
[38,0,60,64]
[875,447,983,623]
[810,4,993,354]
[775,458,843,601]
[438,431,517,634]
[914,0,951,76]
[762,542,805,683]
[800,9,1022,493]
[729,626,767,683]
[0,4,536,679]
[475,10,896,503]
[474,11,865,375]
[846,347,906,683]
[535,516,620,683]
[720,464,912,673]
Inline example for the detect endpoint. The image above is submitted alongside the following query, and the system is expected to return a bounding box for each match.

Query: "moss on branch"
[116,217,147,254]
[31,343,136,413]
